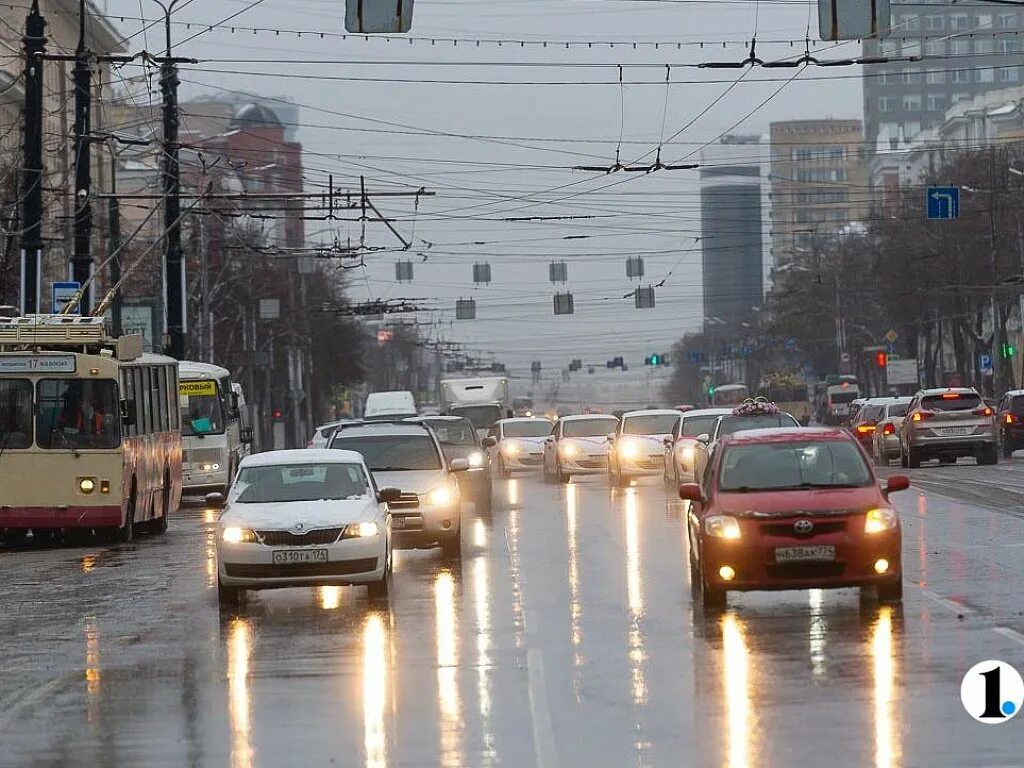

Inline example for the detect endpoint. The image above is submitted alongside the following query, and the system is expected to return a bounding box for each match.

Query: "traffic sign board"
[927,186,959,220]
[980,354,993,374]
[52,281,80,314]
[884,329,898,343]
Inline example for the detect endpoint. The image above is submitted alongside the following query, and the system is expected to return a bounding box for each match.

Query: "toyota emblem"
[794,519,814,534]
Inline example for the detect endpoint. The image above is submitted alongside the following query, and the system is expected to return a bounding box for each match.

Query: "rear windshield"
[233,463,370,503]
[922,393,982,412]
[503,420,553,438]
[717,413,799,437]
[829,391,858,404]
[451,404,503,431]
[423,419,477,446]
[1012,396,1024,415]
[623,414,679,435]
[682,414,722,437]
[719,440,872,491]
[333,434,442,471]
[858,405,885,423]
[562,417,617,437]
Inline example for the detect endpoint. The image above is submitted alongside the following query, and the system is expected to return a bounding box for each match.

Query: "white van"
[364,390,417,421]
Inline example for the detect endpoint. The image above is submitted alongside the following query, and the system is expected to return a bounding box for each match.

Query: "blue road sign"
[885,342,897,354]
[927,186,959,220]
[980,353,993,374]
[52,281,80,314]
[784,337,797,351]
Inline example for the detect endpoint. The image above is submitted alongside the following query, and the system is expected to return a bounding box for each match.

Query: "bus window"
[143,367,155,435]
[181,380,225,436]
[37,379,119,449]
[0,380,33,449]
[155,366,168,433]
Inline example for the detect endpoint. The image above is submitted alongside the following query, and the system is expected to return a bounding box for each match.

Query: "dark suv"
[996,390,1024,459]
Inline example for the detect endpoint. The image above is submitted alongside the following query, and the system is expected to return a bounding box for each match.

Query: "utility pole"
[20,1,45,315]
[71,0,93,310]
[989,146,1003,395]
[107,166,122,335]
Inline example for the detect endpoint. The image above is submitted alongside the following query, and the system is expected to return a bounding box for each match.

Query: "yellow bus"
[0,315,181,543]
[758,377,812,426]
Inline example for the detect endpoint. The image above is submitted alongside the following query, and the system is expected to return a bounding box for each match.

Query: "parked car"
[607,409,682,487]
[541,413,619,483]
[215,449,398,605]
[409,416,493,513]
[486,417,554,478]
[329,421,469,558]
[871,398,912,466]
[663,407,733,487]
[681,427,909,609]
[899,388,997,468]
[995,390,1024,458]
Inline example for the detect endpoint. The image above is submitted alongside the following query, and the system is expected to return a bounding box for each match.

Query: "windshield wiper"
[370,466,414,472]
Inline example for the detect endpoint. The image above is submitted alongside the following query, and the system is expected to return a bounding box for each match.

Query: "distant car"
[995,390,1024,458]
[871,398,912,466]
[691,409,801,483]
[409,416,493,513]
[329,422,469,558]
[607,409,682,487]
[663,407,733,487]
[363,390,417,421]
[486,417,554,477]
[849,398,896,451]
[307,420,352,449]
[899,388,997,467]
[542,413,619,483]
[215,449,397,606]
[681,428,909,609]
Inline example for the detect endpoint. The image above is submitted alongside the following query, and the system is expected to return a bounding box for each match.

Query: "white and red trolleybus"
[0,315,182,542]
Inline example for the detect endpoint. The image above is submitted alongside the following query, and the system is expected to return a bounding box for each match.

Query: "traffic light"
[875,351,887,368]
[644,353,670,367]
[272,408,284,421]
[1001,343,1016,358]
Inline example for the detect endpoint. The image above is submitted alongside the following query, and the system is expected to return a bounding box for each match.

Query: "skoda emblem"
[794,519,814,535]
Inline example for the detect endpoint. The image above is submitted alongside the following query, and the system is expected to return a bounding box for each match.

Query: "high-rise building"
[769,120,869,266]
[700,135,768,329]
[863,0,1024,151]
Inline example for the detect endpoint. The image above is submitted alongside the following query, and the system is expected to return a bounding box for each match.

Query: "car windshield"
[423,419,477,446]
[1012,396,1024,415]
[333,434,442,471]
[858,405,885,423]
[451,404,503,431]
[888,403,909,418]
[233,463,369,503]
[719,440,873,491]
[717,413,799,437]
[37,379,120,449]
[503,420,553,438]
[562,417,617,437]
[180,381,226,436]
[682,414,722,437]
[922,393,983,411]
[0,379,33,449]
[623,414,679,435]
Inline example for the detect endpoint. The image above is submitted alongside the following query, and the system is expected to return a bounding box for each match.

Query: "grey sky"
[102,0,863,385]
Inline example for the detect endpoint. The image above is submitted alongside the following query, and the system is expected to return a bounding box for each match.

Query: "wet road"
[3,460,1024,767]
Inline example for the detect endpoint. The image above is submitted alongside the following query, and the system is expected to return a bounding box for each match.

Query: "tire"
[1002,438,1014,459]
[116,484,136,543]
[217,578,240,606]
[440,527,462,560]
[498,457,511,480]
[908,447,922,469]
[877,572,903,603]
[556,461,570,484]
[979,444,999,466]
[541,457,553,484]
[701,572,727,610]
[149,471,171,534]
[2,528,28,545]
[367,549,393,600]
[874,445,886,468]
[899,444,908,469]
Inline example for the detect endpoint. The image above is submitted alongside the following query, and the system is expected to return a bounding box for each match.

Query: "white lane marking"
[526,647,559,768]
[922,590,974,616]
[993,627,1024,647]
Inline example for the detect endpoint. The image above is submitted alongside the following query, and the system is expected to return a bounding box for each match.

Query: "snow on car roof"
[240,449,366,467]
[622,409,682,417]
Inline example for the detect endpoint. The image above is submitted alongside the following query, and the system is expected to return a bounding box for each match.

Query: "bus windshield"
[712,385,749,406]
[180,380,226,436]
[37,379,120,449]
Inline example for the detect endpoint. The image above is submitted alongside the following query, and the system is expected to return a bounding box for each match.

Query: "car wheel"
[908,447,922,469]
[498,457,511,480]
[556,461,570,484]
[874,444,886,467]
[899,443,908,468]
[701,571,727,610]
[979,444,999,466]
[1002,438,1014,459]
[541,457,553,484]
[2,528,28,546]
[116,485,136,543]
[440,527,462,560]
[217,578,240,606]
[367,550,393,600]
[876,571,903,603]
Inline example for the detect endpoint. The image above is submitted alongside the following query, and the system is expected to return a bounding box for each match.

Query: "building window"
[926,70,946,84]
[901,69,921,84]
[877,71,893,85]
[952,69,971,83]
[925,15,944,30]
[881,39,902,56]
[973,67,995,83]
[997,12,1017,28]
[951,14,969,29]
[974,39,995,54]
[952,92,972,103]
[999,67,1020,82]
[878,96,896,113]
[998,38,1019,54]
[927,94,947,111]
[903,95,923,111]
[950,39,971,55]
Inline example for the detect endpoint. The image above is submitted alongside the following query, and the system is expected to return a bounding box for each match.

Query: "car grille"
[184,448,223,465]
[765,563,845,580]
[518,455,543,466]
[575,457,606,469]
[256,528,344,546]
[389,493,420,509]
[761,521,847,538]
[224,558,378,578]
[636,457,663,470]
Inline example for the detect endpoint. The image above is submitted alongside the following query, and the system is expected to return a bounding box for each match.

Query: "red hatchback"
[681,427,909,609]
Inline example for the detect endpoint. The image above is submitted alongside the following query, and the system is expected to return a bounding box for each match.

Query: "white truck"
[439,376,510,434]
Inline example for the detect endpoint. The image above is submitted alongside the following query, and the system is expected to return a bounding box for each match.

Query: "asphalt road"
[3,459,1024,767]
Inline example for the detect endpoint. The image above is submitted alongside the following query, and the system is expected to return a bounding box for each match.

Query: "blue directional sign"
[927,186,959,220]
[980,353,993,374]
[52,281,80,314]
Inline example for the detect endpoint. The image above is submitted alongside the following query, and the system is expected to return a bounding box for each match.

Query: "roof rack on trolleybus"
[0,315,142,360]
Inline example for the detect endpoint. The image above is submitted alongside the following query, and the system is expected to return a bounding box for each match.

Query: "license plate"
[937,426,972,436]
[775,545,835,563]
[272,549,328,565]
[393,517,406,529]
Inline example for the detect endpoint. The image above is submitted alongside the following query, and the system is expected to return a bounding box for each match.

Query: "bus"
[178,361,247,498]
[757,375,811,425]
[0,315,181,542]
[711,383,750,407]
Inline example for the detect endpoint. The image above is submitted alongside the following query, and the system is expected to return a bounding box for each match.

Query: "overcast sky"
[102,0,864,391]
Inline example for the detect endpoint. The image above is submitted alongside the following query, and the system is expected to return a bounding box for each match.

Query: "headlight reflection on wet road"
[363,613,388,768]
[319,586,343,610]
[435,571,462,768]
[872,606,900,768]
[204,508,219,588]
[84,616,100,724]
[473,523,496,760]
[721,613,754,768]
[624,488,647,706]
[566,483,583,666]
[227,617,253,768]
[808,589,827,679]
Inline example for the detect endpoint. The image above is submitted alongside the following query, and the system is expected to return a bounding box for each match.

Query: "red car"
[680,427,909,609]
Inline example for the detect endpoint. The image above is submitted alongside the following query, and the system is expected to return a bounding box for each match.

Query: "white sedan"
[215,449,397,606]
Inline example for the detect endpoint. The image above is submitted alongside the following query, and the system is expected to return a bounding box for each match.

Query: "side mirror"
[205,491,225,507]
[120,399,137,427]
[884,475,910,497]
[506,409,514,418]
[450,458,470,473]
[606,433,616,442]
[678,483,704,502]
[663,436,674,447]
[695,433,710,445]
[240,427,254,444]
[481,437,496,448]
[378,487,403,504]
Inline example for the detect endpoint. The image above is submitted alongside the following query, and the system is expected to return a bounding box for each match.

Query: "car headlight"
[704,515,741,539]
[864,507,898,534]
[619,439,640,459]
[221,526,256,544]
[680,446,695,464]
[342,521,380,538]
[559,441,578,457]
[428,484,457,507]
[200,462,221,472]
[502,440,520,456]
[78,477,96,494]
[467,450,485,468]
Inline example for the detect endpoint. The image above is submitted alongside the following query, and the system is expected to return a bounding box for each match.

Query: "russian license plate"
[775,545,835,563]
[937,426,972,436]
[392,517,406,529]
[272,549,328,565]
